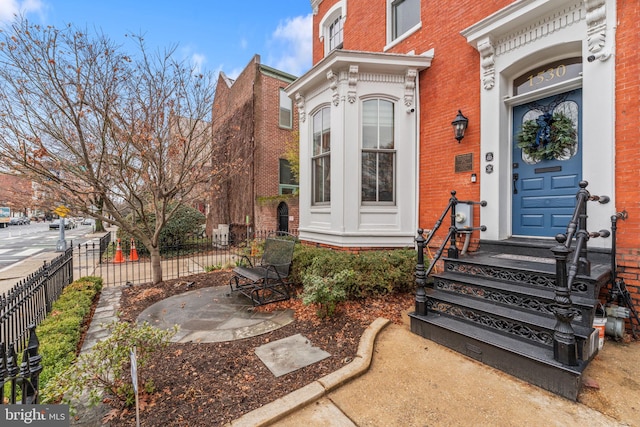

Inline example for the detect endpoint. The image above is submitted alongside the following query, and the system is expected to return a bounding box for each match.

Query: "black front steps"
[410,247,611,400]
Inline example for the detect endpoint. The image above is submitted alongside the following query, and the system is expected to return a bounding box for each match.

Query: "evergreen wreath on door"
[516,111,577,162]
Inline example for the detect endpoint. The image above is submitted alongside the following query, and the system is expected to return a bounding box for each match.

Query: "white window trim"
[319,1,346,56]
[385,0,421,51]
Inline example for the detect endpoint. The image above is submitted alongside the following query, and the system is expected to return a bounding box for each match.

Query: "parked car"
[20,216,30,225]
[49,219,74,230]
[81,218,95,226]
[9,217,24,225]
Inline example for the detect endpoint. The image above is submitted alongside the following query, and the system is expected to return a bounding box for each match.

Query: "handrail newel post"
[447,191,459,259]
[551,235,578,366]
[415,229,428,316]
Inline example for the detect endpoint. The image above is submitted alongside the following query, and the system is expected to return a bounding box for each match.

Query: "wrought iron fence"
[76,229,298,287]
[0,247,73,353]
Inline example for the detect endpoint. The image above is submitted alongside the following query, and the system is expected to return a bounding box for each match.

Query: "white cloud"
[0,0,45,24]
[191,53,206,74]
[267,13,312,77]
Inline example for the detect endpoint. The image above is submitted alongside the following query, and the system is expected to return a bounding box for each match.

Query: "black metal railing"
[0,248,73,353]
[550,180,610,365]
[415,191,486,316]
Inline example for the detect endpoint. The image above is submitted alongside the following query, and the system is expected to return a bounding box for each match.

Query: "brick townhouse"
[207,55,299,239]
[286,0,639,398]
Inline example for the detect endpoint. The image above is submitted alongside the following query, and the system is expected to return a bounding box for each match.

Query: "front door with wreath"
[512,88,582,237]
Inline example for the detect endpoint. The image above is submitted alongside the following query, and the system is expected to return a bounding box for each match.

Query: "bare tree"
[0,18,222,283]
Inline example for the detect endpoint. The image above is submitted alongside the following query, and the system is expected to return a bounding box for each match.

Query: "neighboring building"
[207,55,299,238]
[287,0,638,301]
[0,173,37,217]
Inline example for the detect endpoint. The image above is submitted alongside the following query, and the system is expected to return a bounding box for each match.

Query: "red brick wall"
[613,0,640,311]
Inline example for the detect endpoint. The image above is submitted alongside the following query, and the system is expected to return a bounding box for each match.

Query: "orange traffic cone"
[113,239,125,263]
[129,238,139,262]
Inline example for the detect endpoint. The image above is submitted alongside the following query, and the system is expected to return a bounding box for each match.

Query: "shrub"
[117,204,206,255]
[290,246,417,299]
[301,268,353,318]
[42,321,177,411]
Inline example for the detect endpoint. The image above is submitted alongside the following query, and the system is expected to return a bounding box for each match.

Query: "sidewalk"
[230,314,638,427]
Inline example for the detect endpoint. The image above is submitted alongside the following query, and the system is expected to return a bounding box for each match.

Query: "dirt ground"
[100,270,639,426]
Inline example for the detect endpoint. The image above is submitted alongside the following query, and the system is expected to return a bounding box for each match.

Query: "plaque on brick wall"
[455,153,473,173]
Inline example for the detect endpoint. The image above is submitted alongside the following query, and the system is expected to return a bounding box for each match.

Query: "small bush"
[42,321,177,411]
[301,268,353,318]
[290,246,417,299]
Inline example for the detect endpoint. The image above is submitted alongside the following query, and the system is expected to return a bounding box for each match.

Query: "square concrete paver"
[255,334,331,377]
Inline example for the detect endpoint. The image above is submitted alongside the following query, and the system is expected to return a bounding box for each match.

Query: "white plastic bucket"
[593,308,607,350]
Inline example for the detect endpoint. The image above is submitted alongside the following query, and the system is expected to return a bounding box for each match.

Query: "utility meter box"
[455,203,472,232]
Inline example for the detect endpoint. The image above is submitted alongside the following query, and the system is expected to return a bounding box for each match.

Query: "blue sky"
[0,0,313,79]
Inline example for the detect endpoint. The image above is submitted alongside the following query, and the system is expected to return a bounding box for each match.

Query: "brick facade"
[207,55,299,236]
[305,1,639,312]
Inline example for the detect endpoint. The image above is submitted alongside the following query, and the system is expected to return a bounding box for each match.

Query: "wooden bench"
[228,235,296,306]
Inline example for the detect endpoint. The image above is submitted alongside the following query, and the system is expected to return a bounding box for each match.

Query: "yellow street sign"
[54,205,70,218]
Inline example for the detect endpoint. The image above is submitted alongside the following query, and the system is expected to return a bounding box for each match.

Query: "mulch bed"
[103,270,413,426]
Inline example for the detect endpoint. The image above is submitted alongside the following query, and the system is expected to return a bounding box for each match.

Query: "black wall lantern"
[452,110,468,143]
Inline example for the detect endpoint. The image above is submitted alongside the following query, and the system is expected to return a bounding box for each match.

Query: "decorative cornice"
[327,69,339,106]
[347,65,358,103]
[494,2,584,56]
[477,37,495,90]
[295,93,306,123]
[403,68,417,107]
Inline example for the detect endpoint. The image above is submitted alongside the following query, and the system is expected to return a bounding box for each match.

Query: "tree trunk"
[94,198,106,232]
[150,245,163,284]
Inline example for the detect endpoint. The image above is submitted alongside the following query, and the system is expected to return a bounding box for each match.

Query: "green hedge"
[37,277,103,393]
[290,245,418,299]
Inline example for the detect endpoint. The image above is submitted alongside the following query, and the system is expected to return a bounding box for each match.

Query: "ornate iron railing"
[0,325,42,405]
[415,191,486,316]
[550,180,610,365]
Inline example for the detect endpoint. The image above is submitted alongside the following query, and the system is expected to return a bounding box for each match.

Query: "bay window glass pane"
[362,100,377,149]
[362,152,377,201]
[379,100,394,149]
[378,153,394,201]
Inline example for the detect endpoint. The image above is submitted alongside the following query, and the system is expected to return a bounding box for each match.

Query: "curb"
[227,317,392,427]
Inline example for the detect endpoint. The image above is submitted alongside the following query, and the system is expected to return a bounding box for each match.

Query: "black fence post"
[551,235,578,366]
[415,229,428,316]
[26,325,42,404]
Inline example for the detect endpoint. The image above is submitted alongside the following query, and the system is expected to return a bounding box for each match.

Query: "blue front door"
[512,89,582,237]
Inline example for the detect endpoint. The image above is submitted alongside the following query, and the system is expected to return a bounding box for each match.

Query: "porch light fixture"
[452,110,468,143]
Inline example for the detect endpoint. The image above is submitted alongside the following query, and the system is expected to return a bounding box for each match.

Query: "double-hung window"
[390,0,420,41]
[312,107,331,204]
[279,89,292,128]
[362,99,395,203]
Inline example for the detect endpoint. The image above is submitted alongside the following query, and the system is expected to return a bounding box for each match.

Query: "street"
[0,220,99,292]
